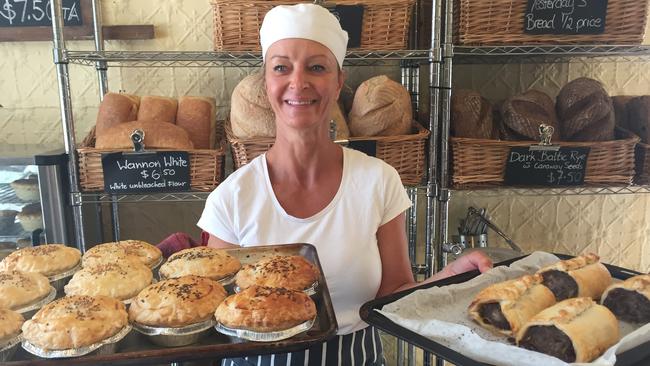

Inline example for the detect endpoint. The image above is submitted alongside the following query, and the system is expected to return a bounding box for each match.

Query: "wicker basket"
[454,0,648,45]
[226,121,429,186]
[451,129,640,188]
[77,127,225,193]
[211,0,415,52]
[635,142,650,185]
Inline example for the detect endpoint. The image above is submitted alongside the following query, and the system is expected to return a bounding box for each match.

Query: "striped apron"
[221,326,384,366]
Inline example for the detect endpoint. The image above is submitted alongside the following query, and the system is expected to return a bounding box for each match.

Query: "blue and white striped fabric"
[222,326,384,366]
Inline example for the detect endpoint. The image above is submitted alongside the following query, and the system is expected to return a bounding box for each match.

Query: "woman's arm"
[207,234,239,249]
[376,213,493,298]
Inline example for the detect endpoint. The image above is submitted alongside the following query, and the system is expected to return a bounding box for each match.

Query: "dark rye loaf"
[451,89,493,139]
[556,78,615,141]
[501,89,558,141]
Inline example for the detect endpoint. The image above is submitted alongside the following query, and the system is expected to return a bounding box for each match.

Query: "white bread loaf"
[230,72,276,138]
[331,103,349,139]
[137,96,178,124]
[348,75,412,137]
[96,120,194,150]
[176,96,217,149]
[95,92,140,137]
[451,89,493,139]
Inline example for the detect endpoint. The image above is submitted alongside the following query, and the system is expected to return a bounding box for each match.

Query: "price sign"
[101,151,191,194]
[504,146,590,186]
[0,0,82,27]
[523,0,608,35]
[328,5,363,48]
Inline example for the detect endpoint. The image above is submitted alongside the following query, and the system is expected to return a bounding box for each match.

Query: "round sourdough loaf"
[451,89,493,139]
[348,75,412,137]
[230,72,276,138]
[557,78,615,141]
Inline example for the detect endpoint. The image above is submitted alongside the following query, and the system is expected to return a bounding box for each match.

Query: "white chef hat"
[260,4,349,67]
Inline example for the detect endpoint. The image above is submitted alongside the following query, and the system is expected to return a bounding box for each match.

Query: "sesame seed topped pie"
[128,275,227,328]
[215,285,316,332]
[0,270,53,310]
[82,240,162,269]
[64,262,153,301]
[235,255,319,292]
[0,308,24,344]
[0,244,81,277]
[159,246,241,281]
[21,295,128,350]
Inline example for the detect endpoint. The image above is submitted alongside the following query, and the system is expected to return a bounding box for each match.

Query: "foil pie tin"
[0,334,22,362]
[21,324,131,358]
[16,286,56,319]
[149,256,164,271]
[48,261,82,292]
[233,281,319,297]
[132,318,216,347]
[158,272,237,287]
[215,317,315,342]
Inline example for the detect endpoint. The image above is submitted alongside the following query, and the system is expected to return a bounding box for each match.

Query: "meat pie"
[601,274,650,323]
[468,274,556,337]
[537,253,612,301]
[517,297,619,363]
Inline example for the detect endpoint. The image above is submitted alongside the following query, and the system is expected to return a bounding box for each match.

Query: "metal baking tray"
[5,243,337,365]
[360,253,650,366]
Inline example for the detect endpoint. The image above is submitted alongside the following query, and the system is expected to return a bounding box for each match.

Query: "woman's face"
[264,38,344,133]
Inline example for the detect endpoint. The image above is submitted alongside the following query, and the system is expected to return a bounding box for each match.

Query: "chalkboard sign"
[504,146,590,186]
[523,0,608,34]
[102,151,191,194]
[0,0,82,27]
[329,5,363,48]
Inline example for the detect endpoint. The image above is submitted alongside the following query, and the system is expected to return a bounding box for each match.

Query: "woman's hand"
[438,250,493,279]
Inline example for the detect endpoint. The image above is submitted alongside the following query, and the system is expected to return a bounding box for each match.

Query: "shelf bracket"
[438,188,450,202]
[70,192,83,206]
[52,48,67,64]
[442,44,454,59]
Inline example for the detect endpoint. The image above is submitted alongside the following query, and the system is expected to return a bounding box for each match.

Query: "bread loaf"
[502,90,558,140]
[331,103,349,139]
[451,89,493,139]
[627,96,650,143]
[137,96,178,124]
[176,96,217,149]
[612,95,637,131]
[95,120,194,150]
[557,78,615,141]
[348,75,412,137]
[95,93,140,137]
[230,72,276,138]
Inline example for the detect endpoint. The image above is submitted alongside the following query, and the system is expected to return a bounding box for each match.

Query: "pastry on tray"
[10,177,39,202]
[16,203,43,232]
[0,308,24,345]
[235,255,319,292]
[0,270,52,310]
[536,253,612,301]
[159,246,241,281]
[215,285,316,332]
[82,240,162,269]
[128,275,226,328]
[517,297,619,363]
[0,244,81,277]
[64,262,153,301]
[22,295,128,350]
[601,273,650,323]
[468,274,556,337]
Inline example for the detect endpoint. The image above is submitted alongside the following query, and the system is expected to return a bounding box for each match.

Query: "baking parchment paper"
[377,251,650,366]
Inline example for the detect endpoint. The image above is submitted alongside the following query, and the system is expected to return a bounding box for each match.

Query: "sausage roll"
[601,274,650,323]
[517,297,619,363]
[468,274,556,337]
[537,253,612,301]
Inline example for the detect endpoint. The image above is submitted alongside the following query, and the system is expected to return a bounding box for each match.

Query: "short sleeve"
[379,163,412,226]
[196,186,239,244]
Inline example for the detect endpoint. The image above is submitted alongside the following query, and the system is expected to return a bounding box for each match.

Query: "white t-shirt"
[198,147,412,334]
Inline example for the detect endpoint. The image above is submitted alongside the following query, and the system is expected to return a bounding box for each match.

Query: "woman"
[198,4,491,365]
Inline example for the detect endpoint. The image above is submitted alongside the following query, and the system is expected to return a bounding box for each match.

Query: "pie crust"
[128,275,227,327]
[21,295,128,350]
[159,246,241,281]
[235,255,319,291]
[64,262,153,301]
[0,308,24,343]
[537,253,612,300]
[0,270,52,310]
[0,244,81,277]
[468,274,556,337]
[215,285,317,332]
[82,240,162,268]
